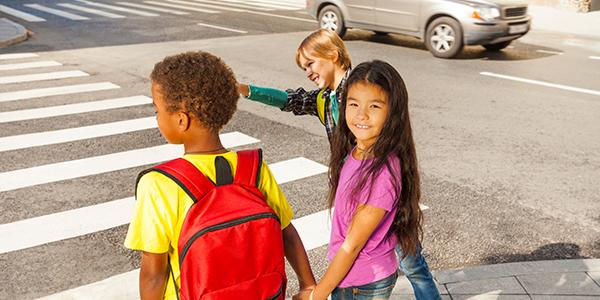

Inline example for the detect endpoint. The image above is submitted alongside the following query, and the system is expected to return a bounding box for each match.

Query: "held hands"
[292,286,315,300]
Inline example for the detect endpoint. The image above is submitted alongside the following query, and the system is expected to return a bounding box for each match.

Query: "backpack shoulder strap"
[316,88,327,125]
[136,158,215,203]
[234,149,262,187]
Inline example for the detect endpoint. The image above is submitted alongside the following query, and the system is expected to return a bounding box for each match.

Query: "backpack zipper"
[179,212,280,266]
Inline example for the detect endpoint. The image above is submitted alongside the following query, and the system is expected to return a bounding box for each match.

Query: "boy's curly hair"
[150,51,238,130]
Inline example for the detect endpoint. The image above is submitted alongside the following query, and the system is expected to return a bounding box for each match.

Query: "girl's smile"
[345,81,390,154]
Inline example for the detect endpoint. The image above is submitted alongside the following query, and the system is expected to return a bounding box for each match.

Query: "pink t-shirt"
[327,153,400,287]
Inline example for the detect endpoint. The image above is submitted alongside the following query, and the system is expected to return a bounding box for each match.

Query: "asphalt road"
[1,0,599,298]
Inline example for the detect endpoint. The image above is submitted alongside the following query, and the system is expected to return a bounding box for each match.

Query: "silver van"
[306,0,531,58]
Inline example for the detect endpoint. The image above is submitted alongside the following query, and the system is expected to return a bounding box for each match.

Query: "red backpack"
[137,149,287,300]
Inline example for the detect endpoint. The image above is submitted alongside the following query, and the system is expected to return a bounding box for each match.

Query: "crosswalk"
[0,51,430,299]
[0,51,332,299]
[0,0,307,23]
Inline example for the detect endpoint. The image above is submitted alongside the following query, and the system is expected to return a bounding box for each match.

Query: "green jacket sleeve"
[246,84,288,109]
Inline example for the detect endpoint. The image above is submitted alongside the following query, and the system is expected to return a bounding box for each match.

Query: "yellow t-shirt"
[124,151,293,300]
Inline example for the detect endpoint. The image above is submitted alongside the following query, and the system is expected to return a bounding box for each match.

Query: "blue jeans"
[396,244,442,300]
[331,272,398,300]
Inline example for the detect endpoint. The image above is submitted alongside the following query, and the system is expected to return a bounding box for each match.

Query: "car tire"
[425,17,463,58]
[318,5,347,37]
[483,41,512,51]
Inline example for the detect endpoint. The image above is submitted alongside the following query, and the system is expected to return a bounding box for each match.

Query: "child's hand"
[292,288,313,300]
[237,83,249,97]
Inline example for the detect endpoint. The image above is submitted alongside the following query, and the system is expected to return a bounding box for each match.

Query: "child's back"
[124,51,315,300]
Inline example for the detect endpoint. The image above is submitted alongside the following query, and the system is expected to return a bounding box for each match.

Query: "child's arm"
[238,83,288,109]
[309,204,387,300]
[238,83,321,116]
[282,223,317,291]
[139,251,169,300]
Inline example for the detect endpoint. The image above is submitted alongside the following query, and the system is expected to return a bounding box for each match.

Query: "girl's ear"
[178,112,191,131]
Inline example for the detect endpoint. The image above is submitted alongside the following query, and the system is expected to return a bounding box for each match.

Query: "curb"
[435,259,600,284]
[0,18,28,48]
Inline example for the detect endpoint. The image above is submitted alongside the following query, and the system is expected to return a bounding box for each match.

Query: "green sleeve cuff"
[247,84,288,109]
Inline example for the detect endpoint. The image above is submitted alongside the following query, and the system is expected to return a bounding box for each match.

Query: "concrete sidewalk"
[393,259,600,299]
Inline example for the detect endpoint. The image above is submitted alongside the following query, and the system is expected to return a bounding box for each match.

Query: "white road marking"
[57,3,127,18]
[589,56,600,60]
[480,72,600,97]
[0,53,39,60]
[0,117,157,152]
[0,157,327,254]
[116,2,189,15]
[0,60,62,71]
[0,132,258,192]
[143,1,218,13]
[0,70,89,85]
[0,4,46,22]
[536,49,563,55]
[0,95,151,123]
[197,22,247,33]
[0,82,120,103]
[24,4,90,20]
[167,0,244,12]
[74,0,159,16]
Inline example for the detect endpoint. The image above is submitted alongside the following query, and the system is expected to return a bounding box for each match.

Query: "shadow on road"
[482,243,592,264]
[343,29,564,61]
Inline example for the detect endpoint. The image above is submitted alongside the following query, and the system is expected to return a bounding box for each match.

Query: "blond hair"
[295,29,351,70]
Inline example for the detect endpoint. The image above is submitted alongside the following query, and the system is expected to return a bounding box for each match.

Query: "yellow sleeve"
[124,172,178,253]
[258,161,294,229]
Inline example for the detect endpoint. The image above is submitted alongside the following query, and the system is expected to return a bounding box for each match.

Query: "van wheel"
[318,5,346,37]
[483,41,512,51]
[425,17,463,58]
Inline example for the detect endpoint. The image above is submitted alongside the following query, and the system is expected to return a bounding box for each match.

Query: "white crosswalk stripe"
[74,0,160,17]
[0,4,46,22]
[0,53,39,60]
[0,131,258,192]
[116,2,190,15]
[0,70,89,85]
[0,82,120,103]
[57,3,127,18]
[24,4,90,20]
[0,0,306,23]
[0,95,152,123]
[0,60,62,71]
[0,117,156,152]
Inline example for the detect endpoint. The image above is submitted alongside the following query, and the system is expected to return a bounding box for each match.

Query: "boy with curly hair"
[124,51,315,300]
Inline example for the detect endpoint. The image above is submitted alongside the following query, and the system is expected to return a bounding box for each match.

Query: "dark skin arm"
[282,223,317,291]
[139,251,169,300]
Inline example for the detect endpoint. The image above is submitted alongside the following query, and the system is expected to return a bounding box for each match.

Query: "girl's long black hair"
[328,60,423,257]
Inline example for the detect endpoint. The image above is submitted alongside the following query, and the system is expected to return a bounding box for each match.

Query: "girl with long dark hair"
[299,60,423,300]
